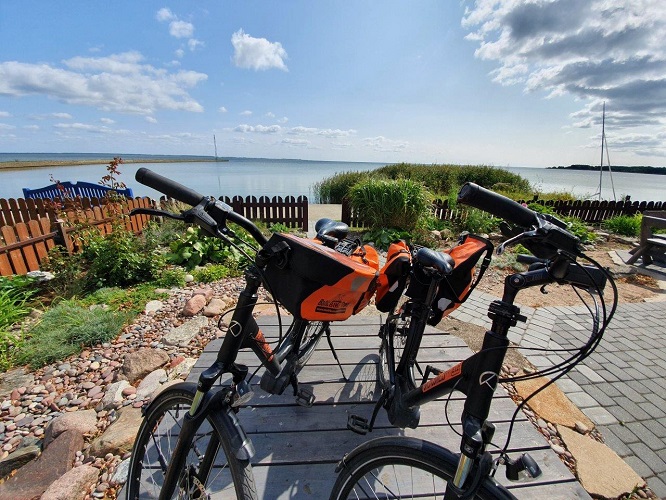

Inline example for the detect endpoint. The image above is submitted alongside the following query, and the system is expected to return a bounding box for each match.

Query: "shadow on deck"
[188,315,589,499]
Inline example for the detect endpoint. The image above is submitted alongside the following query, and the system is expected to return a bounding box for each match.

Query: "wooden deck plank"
[186,315,589,499]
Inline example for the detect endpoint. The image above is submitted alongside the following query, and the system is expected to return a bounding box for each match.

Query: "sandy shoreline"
[0,158,220,170]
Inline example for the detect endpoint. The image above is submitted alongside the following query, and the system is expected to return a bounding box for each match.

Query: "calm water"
[0,155,664,202]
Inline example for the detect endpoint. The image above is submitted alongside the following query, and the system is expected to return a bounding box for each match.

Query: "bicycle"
[332,182,617,500]
[124,168,379,499]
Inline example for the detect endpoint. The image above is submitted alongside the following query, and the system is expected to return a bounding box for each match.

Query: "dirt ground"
[473,240,663,308]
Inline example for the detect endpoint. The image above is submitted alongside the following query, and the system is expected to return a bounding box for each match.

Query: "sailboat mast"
[598,102,605,200]
[214,135,218,161]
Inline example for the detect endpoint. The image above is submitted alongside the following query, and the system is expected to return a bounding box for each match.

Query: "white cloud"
[265,112,275,118]
[0,53,207,114]
[23,125,39,130]
[289,126,356,137]
[187,39,204,51]
[363,136,408,153]
[233,124,282,134]
[0,123,16,130]
[53,122,130,135]
[156,8,175,22]
[282,138,309,146]
[240,110,253,116]
[231,29,288,71]
[100,117,115,124]
[52,112,73,119]
[219,106,228,113]
[0,111,11,117]
[145,116,158,123]
[463,0,666,135]
[170,20,194,39]
[278,117,289,124]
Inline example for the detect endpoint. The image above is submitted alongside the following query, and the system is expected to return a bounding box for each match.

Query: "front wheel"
[126,386,257,499]
[330,437,515,500]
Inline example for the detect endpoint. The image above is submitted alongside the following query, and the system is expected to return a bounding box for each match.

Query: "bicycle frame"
[382,265,560,497]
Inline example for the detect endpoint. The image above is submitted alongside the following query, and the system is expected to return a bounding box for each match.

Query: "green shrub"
[0,276,39,371]
[154,267,187,288]
[313,171,371,203]
[602,215,642,237]
[81,227,164,291]
[364,227,413,250]
[193,264,236,283]
[456,208,499,234]
[166,226,244,271]
[79,284,168,315]
[348,178,431,231]
[16,300,128,369]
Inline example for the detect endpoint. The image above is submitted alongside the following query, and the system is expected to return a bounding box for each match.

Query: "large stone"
[514,376,594,429]
[88,407,143,457]
[44,408,98,447]
[99,380,130,410]
[0,445,41,479]
[41,464,99,500]
[182,294,207,316]
[203,297,227,317]
[168,357,197,380]
[0,368,34,399]
[558,425,645,498]
[121,348,170,384]
[0,429,83,500]
[136,369,167,400]
[163,316,209,346]
[144,299,164,315]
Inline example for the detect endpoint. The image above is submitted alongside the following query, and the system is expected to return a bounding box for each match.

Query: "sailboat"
[594,102,617,201]
[213,135,228,162]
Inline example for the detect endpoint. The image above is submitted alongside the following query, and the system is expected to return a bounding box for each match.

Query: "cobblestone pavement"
[450,290,666,498]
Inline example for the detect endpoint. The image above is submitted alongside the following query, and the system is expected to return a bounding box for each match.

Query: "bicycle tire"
[330,436,515,500]
[378,301,412,390]
[126,386,257,500]
[294,320,327,371]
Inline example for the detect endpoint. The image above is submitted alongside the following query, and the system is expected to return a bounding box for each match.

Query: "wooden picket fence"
[342,197,666,227]
[220,195,308,231]
[0,197,155,277]
[0,194,309,277]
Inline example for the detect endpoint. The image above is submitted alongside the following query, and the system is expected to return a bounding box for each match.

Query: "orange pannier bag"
[405,233,493,325]
[349,243,380,314]
[261,233,379,321]
[375,240,412,312]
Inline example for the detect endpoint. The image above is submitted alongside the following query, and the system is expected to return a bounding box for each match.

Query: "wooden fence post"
[53,219,74,255]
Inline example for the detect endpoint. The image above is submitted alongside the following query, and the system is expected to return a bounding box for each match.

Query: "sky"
[1,1,665,168]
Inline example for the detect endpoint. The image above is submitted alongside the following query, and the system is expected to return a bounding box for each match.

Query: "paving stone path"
[450,290,666,498]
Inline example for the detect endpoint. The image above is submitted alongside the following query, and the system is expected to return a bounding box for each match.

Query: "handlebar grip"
[135,167,205,206]
[516,254,545,265]
[457,182,539,228]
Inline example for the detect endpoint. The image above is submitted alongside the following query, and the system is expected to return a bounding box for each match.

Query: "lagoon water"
[0,155,664,202]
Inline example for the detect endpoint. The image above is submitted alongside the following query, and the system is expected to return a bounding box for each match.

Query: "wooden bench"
[627,210,666,265]
[22,181,133,200]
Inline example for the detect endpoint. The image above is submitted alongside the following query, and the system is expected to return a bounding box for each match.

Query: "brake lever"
[497,229,539,255]
[130,208,185,221]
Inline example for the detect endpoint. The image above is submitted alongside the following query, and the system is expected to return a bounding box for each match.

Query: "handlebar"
[458,183,539,229]
[134,168,267,246]
[136,167,205,207]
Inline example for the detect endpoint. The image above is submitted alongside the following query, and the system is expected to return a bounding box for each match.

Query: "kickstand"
[325,326,347,381]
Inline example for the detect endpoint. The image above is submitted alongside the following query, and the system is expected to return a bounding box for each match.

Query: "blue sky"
[1,1,665,168]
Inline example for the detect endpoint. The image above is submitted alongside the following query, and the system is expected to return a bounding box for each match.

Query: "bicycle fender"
[219,406,256,461]
[141,381,255,461]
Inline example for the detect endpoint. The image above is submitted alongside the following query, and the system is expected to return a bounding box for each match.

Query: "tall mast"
[598,102,605,201]
[214,134,218,161]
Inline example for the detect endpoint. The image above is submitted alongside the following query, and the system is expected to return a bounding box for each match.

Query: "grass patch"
[602,214,642,237]
[16,300,129,369]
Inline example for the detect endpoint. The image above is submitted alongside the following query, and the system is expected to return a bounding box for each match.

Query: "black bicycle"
[332,182,617,499]
[125,168,377,499]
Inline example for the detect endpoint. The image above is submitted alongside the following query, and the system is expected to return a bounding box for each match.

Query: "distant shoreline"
[0,158,223,171]
[549,164,666,175]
